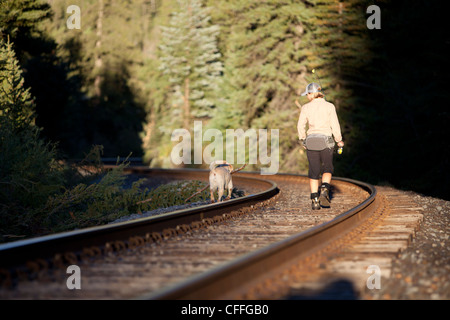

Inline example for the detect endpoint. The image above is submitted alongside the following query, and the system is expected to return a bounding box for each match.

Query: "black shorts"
[306,148,334,179]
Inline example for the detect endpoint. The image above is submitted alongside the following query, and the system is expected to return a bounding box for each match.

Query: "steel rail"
[140,175,377,300]
[0,168,279,271]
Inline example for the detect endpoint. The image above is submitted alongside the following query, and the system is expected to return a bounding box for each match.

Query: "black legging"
[306,148,334,179]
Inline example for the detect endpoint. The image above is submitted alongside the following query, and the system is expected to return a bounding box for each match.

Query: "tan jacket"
[297,98,342,142]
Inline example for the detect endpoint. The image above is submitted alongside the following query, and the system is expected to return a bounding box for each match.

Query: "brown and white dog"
[209,160,234,203]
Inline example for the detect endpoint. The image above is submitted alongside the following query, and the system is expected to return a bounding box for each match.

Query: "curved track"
[0,168,377,299]
[145,175,376,299]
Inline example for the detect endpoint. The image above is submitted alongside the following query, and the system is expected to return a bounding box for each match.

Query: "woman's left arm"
[330,105,343,143]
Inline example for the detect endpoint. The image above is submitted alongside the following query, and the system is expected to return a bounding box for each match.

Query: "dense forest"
[1,0,448,238]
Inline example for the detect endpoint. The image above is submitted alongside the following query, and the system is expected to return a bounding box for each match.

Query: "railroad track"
[0,168,423,300]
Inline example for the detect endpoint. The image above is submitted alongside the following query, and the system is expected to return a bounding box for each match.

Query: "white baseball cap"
[301,82,321,96]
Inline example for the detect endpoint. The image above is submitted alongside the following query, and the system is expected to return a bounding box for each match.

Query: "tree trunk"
[183,77,190,129]
[94,0,104,98]
[335,1,343,109]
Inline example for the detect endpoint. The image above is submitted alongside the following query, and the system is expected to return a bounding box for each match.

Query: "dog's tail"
[209,160,229,171]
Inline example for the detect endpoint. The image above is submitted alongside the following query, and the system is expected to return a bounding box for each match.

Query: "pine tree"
[0,0,53,63]
[0,0,83,155]
[0,40,64,237]
[0,39,35,130]
[158,0,223,129]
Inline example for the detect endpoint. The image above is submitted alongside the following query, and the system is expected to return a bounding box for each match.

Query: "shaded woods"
[1,0,448,241]
[340,1,449,200]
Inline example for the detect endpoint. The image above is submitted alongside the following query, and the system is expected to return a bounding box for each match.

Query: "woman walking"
[297,82,344,210]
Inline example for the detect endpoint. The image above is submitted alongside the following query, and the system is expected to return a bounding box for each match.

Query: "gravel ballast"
[366,189,449,300]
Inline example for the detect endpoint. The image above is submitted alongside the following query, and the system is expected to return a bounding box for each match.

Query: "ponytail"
[313,92,324,99]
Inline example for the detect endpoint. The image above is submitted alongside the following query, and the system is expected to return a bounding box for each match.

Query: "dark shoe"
[319,183,331,208]
[312,197,321,210]
[311,192,321,210]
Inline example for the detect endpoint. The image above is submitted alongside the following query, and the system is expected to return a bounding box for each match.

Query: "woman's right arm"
[329,105,343,143]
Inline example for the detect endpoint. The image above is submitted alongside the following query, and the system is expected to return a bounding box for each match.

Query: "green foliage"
[0,39,35,129]
[44,175,209,234]
[158,0,223,118]
[142,180,209,210]
[0,39,65,238]
[44,162,146,233]
[0,0,53,59]
[0,124,64,237]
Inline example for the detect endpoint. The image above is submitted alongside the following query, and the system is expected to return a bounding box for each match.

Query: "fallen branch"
[136,197,152,205]
[185,184,210,203]
[231,163,247,174]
